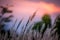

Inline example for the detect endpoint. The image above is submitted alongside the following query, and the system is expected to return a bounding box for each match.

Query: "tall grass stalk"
[15,18,23,32]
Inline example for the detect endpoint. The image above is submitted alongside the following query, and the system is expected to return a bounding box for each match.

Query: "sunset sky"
[0,0,60,33]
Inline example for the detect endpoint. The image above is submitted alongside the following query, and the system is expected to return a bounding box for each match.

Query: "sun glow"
[10,1,60,18]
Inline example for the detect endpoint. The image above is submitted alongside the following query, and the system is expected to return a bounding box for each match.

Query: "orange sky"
[9,1,60,19]
[0,0,60,18]
[0,0,59,20]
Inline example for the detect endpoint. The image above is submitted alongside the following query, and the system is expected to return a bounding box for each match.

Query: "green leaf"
[42,14,51,28]
[32,21,43,32]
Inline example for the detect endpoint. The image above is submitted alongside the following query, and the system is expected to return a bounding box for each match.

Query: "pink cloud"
[11,1,60,17]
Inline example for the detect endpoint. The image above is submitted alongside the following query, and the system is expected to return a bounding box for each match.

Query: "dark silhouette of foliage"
[42,14,51,28]
[0,6,12,15]
[32,14,51,39]
[32,21,43,32]
[0,5,13,37]
[32,37,35,40]
[51,14,60,40]
[41,14,51,38]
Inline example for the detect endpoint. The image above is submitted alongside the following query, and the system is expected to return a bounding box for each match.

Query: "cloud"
[41,0,60,7]
[11,1,60,18]
[0,0,60,15]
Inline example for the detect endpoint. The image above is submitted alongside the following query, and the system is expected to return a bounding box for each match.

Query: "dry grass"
[0,29,58,40]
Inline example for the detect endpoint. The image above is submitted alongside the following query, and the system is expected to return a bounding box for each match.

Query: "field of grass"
[0,6,60,40]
